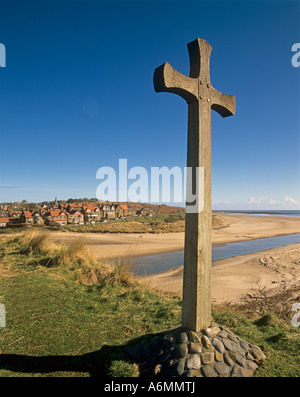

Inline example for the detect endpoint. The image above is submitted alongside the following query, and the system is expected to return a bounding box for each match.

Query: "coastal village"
[0,198,154,228]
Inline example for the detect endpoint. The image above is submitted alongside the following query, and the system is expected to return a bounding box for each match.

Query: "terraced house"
[20,211,34,225]
[101,204,115,219]
[31,211,45,225]
[82,204,101,223]
[115,204,128,218]
[44,209,68,226]
[68,210,84,225]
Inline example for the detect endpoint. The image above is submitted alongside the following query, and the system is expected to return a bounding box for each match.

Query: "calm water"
[133,233,300,276]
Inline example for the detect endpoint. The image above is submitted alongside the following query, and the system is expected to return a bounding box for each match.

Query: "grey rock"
[203,327,221,338]
[247,360,258,371]
[245,352,255,361]
[231,364,243,377]
[241,368,254,377]
[188,342,202,354]
[224,351,234,367]
[201,351,214,365]
[172,344,188,359]
[228,333,239,344]
[178,331,188,344]
[240,340,249,350]
[235,353,246,367]
[175,360,186,376]
[127,328,264,378]
[183,369,202,377]
[212,338,225,354]
[186,354,201,370]
[201,365,217,377]
[214,362,231,376]
[215,351,223,362]
[188,331,201,343]
[231,342,245,355]
[222,339,234,352]
[184,369,196,377]
[251,347,266,362]
[201,335,212,349]
[218,330,228,338]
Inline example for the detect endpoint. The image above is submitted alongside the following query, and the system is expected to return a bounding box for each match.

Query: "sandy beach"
[48,214,299,304]
[49,214,299,260]
[142,242,300,304]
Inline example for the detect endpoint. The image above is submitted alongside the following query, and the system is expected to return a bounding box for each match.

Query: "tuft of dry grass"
[75,256,137,287]
[53,238,97,268]
[102,256,136,286]
[8,231,138,287]
[17,231,51,254]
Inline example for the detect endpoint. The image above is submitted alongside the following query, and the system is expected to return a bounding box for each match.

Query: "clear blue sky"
[0,0,299,210]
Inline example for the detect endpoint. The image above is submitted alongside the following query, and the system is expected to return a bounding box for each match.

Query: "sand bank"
[48,214,299,260]
[48,214,299,304]
[141,243,300,305]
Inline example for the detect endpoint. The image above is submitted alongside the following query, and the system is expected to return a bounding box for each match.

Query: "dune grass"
[17,231,51,254]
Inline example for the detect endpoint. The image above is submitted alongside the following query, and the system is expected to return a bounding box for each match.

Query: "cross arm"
[211,87,236,118]
[153,62,198,104]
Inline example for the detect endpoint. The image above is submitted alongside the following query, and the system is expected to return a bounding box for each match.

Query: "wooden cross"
[153,38,236,332]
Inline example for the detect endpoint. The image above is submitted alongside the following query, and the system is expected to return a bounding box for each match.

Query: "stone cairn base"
[125,324,266,377]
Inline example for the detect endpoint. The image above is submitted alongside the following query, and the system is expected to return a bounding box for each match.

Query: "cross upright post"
[154,38,236,332]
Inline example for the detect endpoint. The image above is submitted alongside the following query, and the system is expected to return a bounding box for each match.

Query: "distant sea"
[214,210,300,218]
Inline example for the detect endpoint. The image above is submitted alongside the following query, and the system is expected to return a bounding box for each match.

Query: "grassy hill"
[0,231,299,377]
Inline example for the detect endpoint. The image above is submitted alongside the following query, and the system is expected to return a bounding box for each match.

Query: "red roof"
[23,211,32,218]
[48,210,67,217]
[83,205,99,212]
[0,218,9,222]
[70,210,83,216]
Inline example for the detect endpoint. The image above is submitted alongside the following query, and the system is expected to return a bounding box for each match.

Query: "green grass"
[0,235,181,377]
[0,233,299,377]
